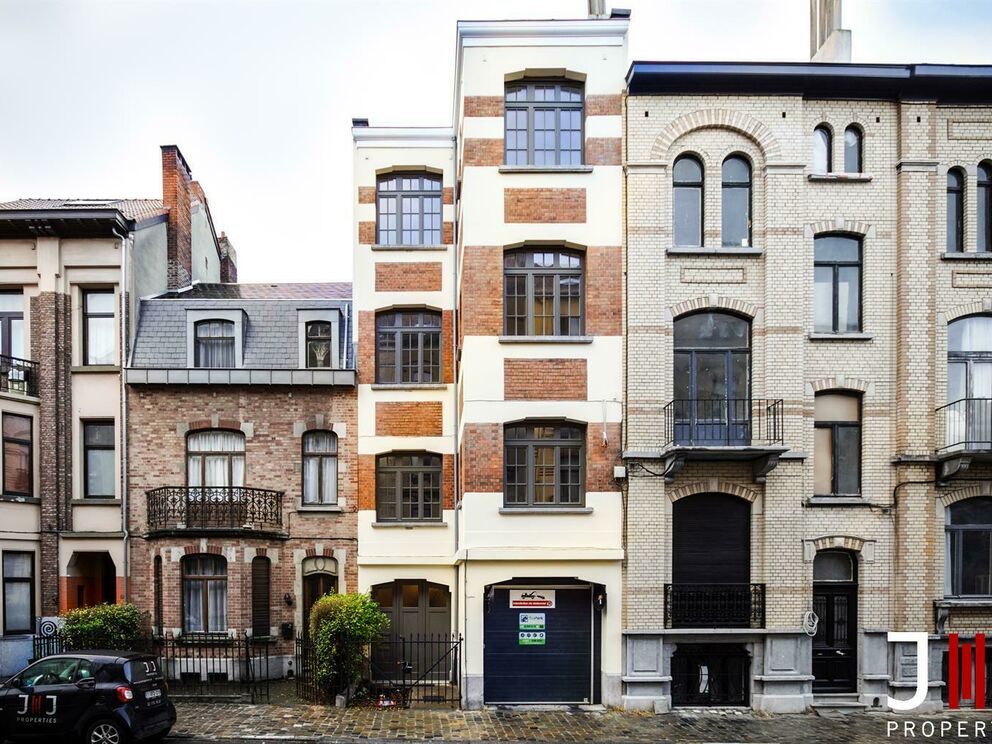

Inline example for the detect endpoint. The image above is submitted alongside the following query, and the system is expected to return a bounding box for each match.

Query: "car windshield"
[20,658,78,686]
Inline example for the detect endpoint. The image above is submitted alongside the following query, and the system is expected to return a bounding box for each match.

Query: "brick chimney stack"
[161,145,193,289]
[218,231,238,283]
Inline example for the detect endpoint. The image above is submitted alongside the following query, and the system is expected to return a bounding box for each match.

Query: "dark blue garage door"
[483,585,594,704]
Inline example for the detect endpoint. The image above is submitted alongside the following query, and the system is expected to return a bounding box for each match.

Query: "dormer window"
[194,320,235,368]
[306,321,333,368]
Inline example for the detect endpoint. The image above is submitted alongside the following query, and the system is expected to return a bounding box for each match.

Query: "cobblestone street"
[169,703,992,743]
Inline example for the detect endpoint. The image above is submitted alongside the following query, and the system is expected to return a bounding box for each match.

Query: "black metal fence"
[146,486,284,533]
[0,355,38,397]
[663,398,784,447]
[664,583,766,629]
[296,633,462,708]
[33,634,270,703]
[936,398,992,452]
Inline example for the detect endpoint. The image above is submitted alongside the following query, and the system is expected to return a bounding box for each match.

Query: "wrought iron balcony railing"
[146,486,284,534]
[936,398,992,453]
[0,355,39,397]
[662,398,784,448]
[664,583,766,629]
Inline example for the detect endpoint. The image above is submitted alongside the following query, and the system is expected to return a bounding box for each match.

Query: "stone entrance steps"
[810,692,868,717]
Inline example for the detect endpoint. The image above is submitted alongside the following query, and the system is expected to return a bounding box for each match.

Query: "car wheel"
[86,719,128,744]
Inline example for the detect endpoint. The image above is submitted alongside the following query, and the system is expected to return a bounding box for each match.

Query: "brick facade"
[504,359,588,400]
[375,262,442,292]
[504,188,586,223]
[162,145,193,289]
[374,401,443,436]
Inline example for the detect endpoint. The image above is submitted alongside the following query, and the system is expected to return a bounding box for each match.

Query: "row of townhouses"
[1,0,991,715]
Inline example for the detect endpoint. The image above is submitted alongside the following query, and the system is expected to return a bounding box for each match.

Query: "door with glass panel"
[812,551,858,692]
[673,312,751,445]
[946,316,992,451]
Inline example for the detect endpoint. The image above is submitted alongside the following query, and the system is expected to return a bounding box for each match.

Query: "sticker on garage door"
[509,589,555,608]
[519,613,545,629]
[518,631,546,646]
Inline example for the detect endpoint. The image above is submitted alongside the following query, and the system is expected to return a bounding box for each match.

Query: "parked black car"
[0,651,175,743]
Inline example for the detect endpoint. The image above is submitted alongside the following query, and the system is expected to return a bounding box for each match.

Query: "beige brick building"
[621,62,992,713]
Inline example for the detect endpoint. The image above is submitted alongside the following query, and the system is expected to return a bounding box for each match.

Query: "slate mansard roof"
[128,283,354,382]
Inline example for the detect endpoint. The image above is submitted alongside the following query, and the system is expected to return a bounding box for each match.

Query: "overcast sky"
[1,0,990,283]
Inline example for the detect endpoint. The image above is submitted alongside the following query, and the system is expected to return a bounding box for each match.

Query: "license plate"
[146,689,162,700]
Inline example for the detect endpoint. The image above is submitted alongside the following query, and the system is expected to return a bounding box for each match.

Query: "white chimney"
[810,0,851,62]
[588,0,607,19]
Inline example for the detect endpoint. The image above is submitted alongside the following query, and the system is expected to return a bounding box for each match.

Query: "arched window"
[672,312,750,445]
[182,554,227,633]
[814,234,861,333]
[946,497,992,597]
[194,320,235,368]
[843,125,863,174]
[186,430,245,489]
[375,310,441,384]
[504,80,584,166]
[302,430,338,505]
[251,556,271,637]
[504,248,583,337]
[813,550,855,582]
[673,155,703,247]
[945,315,992,450]
[813,125,832,173]
[814,392,861,496]
[979,161,991,254]
[721,155,752,248]
[947,168,965,253]
[376,172,442,246]
[305,321,333,368]
[376,452,442,522]
[504,422,585,507]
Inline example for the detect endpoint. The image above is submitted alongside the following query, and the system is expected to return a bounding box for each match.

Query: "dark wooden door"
[371,580,451,679]
[303,572,338,632]
[812,583,857,692]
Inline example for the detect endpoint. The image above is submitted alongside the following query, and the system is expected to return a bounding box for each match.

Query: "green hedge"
[309,593,389,693]
[59,603,145,650]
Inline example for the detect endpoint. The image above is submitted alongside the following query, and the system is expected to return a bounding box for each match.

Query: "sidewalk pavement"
[170,702,992,743]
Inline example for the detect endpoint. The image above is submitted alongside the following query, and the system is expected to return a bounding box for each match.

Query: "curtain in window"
[303,431,337,504]
[2,553,32,632]
[183,577,204,632]
[194,320,236,368]
[187,431,245,498]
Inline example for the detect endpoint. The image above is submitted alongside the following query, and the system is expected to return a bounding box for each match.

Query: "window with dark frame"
[376,173,442,246]
[181,554,227,633]
[2,413,32,498]
[82,289,115,366]
[947,168,966,253]
[375,310,441,384]
[194,320,236,368]
[814,393,861,497]
[504,248,583,337]
[844,125,863,174]
[251,556,271,637]
[813,125,832,173]
[375,452,442,522]
[186,430,245,489]
[302,430,338,505]
[504,81,583,166]
[2,551,34,634]
[813,234,862,334]
[305,321,334,368]
[673,155,703,248]
[721,155,752,248]
[83,420,115,499]
[979,161,991,254]
[504,422,585,508]
[945,497,992,597]
[0,292,24,359]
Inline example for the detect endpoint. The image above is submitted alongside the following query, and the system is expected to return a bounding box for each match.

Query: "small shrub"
[309,593,389,694]
[59,603,144,650]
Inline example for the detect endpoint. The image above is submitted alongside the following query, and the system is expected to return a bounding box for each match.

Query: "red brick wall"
[161,145,193,289]
[586,94,622,116]
[358,222,376,245]
[504,359,587,400]
[442,187,454,205]
[460,423,502,493]
[358,186,376,204]
[504,188,586,223]
[586,138,622,166]
[443,222,454,246]
[459,246,503,338]
[464,96,504,117]
[126,385,358,653]
[463,139,503,167]
[587,423,622,493]
[442,310,454,384]
[375,262,442,292]
[586,246,623,336]
[375,401,442,436]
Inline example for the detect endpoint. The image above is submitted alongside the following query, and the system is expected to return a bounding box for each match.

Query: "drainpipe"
[451,133,463,703]
[114,227,130,603]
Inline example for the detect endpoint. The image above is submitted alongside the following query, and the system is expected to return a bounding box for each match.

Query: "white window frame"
[185,309,245,369]
[297,310,340,370]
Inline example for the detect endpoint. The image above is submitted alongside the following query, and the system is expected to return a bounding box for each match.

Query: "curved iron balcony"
[0,355,39,397]
[146,486,284,535]
[664,583,766,629]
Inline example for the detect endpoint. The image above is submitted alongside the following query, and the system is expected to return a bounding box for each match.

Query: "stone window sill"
[804,496,869,507]
[807,172,873,183]
[498,336,593,344]
[71,365,120,373]
[941,251,992,261]
[935,598,992,608]
[498,507,593,515]
[73,498,122,506]
[371,521,447,528]
[666,247,764,257]
[371,244,449,252]
[0,495,40,504]
[808,332,874,342]
[370,383,448,390]
[298,505,343,514]
[498,165,593,174]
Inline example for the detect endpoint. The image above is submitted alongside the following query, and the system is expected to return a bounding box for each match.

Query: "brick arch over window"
[186,418,250,435]
[940,482,992,508]
[811,535,867,553]
[944,300,992,324]
[651,110,782,162]
[305,546,337,558]
[669,295,759,321]
[806,219,874,238]
[808,376,870,394]
[668,479,759,504]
